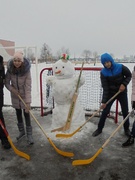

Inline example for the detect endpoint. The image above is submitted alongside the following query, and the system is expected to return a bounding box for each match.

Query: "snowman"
[46,54,85,133]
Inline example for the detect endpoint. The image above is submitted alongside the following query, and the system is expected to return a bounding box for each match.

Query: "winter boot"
[124,129,131,137]
[26,126,34,145]
[16,123,25,141]
[92,129,102,137]
[1,139,11,149]
[122,135,134,147]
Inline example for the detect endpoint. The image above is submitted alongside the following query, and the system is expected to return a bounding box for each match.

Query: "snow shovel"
[56,90,121,138]
[51,61,84,132]
[0,119,30,160]
[72,109,133,166]
[17,94,74,158]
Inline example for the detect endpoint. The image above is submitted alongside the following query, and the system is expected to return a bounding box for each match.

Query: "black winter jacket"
[101,65,132,103]
[0,66,5,107]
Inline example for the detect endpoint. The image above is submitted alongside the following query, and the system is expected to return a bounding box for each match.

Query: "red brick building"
[0,39,15,62]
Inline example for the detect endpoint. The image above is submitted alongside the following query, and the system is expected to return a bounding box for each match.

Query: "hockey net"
[40,66,119,122]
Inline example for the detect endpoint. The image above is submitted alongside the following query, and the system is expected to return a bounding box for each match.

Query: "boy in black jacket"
[92,53,131,137]
[0,55,11,149]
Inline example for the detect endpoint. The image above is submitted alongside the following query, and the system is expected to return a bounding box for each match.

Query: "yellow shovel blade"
[56,127,81,138]
[48,138,74,157]
[7,136,30,160]
[72,148,103,166]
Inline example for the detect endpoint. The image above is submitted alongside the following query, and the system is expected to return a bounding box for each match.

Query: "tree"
[82,50,92,63]
[56,47,70,59]
[93,51,98,64]
[40,43,52,63]
[26,48,35,63]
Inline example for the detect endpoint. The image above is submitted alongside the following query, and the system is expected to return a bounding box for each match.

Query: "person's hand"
[100,103,106,109]
[25,103,31,113]
[119,84,125,92]
[11,87,19,95]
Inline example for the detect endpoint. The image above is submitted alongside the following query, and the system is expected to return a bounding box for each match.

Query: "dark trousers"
[98,92,130,131]
[15,109,31,126]
[0,107,8,140]
[131,120,135,137]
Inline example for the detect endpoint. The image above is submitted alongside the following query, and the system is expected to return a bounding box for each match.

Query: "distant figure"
[5,51,34,145]
[0,55,11,149]
[122,67,135,147]
[92,53,131,137]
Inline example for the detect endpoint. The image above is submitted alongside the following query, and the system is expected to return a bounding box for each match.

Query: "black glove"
[132,101,135,109]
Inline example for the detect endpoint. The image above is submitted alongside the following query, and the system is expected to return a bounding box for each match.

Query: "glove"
[11,87,19,95]
[25,103,31,113]
[132,101,135,109]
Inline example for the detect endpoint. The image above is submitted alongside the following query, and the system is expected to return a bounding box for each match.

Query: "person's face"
[13,58,23,68]
[104,61,112,69]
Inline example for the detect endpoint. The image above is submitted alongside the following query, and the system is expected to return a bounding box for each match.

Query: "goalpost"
[40,66,119,122]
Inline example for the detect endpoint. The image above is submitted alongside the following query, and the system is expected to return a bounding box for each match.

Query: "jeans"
[131,120,135,137]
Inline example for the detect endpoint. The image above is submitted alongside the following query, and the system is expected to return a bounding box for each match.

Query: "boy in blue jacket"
[92,53,131,137]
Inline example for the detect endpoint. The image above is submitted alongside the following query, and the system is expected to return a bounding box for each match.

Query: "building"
[0,39,15,62]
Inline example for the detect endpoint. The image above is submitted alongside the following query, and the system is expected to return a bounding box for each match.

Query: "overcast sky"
[1,0,135,58]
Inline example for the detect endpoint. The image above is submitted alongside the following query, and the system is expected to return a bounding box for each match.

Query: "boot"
[122,135,134,147]
[16,123,25,141]
[1,139,11,149]
[124,129,131,137]
[26,126,34,145]
[92,129,102,137]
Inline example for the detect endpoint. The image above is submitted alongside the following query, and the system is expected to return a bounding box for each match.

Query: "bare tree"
[82,50,92,63]
[56,47,70,59]
[93,51,98,64]
[40,43,52,63]
[26,48,35,63]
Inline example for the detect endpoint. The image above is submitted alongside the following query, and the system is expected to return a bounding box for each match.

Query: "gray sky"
[1,0,135,58]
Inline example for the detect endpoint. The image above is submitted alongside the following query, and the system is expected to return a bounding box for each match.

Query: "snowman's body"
[46,59,85,132]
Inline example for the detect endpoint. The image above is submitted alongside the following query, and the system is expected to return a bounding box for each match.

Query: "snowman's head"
[52,59,75,79]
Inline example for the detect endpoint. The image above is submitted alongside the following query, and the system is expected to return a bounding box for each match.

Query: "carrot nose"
[55,70,61,74]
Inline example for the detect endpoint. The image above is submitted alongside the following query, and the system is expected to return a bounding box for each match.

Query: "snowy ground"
[1,107,135,180]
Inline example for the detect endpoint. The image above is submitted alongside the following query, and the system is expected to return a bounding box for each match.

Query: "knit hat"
[13,51,24,62]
